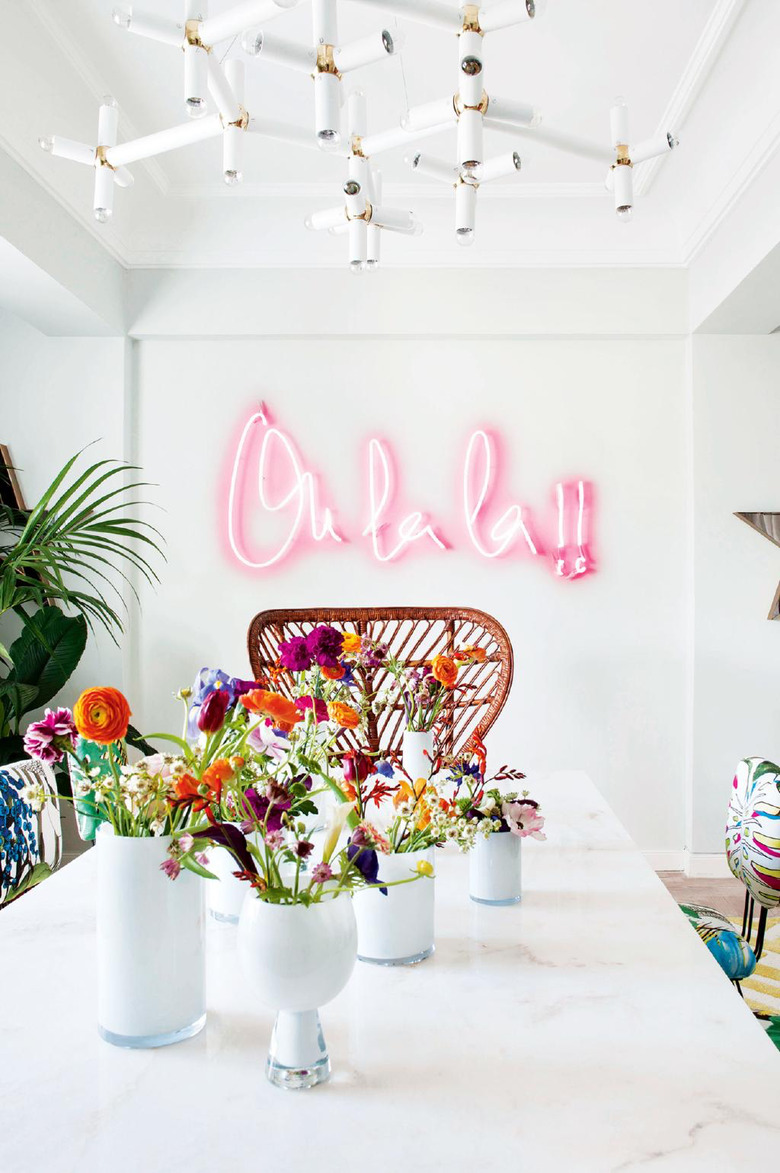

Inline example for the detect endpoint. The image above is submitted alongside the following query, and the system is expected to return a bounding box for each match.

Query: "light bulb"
[38,136,54,153]
[526,0,536,16]
[318,128,340,146]
[366,258,378,269]
[344,180,360,196]
[241,29,262,56]
[94,208,112,224]
[112,5,132,29]
[616,205,633,223]
[101,94,118,109]
[456,228,474,247]
[350,260,365,274]
[667,132,679,150]
[461,164,481,185]
[381,29,394,54]
[223,170,242,185]
[187,96,207,118]
[461,56,482,77]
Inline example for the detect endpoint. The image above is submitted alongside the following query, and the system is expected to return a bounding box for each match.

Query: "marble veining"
[1,771,778,1173]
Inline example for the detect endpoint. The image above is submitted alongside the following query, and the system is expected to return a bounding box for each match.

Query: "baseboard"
[644,851,686,871]
[683,851,732,879]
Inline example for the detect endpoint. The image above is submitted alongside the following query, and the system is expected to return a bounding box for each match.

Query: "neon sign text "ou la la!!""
[227,403,595,577]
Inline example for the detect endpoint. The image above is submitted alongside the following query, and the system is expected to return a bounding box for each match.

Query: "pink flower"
[179,833,194,853]
[295,696,329,724]
[160,857,181,880]
[502,801,546,840]
[265,830,285,850]
[195,852,210,867]
[311,862,333,884]
[247,718,290,762]
[23,707,77,764]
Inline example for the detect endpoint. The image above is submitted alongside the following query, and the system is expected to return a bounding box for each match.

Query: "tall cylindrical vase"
[354,848,435,965]
[238,894,357,1090]
[402,730,434,782]
[207,843,249,924]
[469,831,522,905]
[96,827,206,1048]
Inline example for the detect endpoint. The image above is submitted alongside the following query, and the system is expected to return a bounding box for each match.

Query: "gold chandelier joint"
[351,134,365,158]
[616,144,632,167]
[222,105,249,131]
[346,200,373,223]
[461,5,483,34]
[453,90,489,117]
[94,144,115,170]
[184,18,211,51]
[316,43,341,77]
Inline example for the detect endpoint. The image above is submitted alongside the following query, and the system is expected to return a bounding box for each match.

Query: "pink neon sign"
[226,403,595,577]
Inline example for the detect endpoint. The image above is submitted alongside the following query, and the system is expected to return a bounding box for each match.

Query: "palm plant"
[0,451,164,764]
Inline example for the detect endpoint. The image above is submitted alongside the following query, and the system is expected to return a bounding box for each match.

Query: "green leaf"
[0,680,40,725]
[7,606,87,709]
[125,725,159,756]
[180,855,218,881]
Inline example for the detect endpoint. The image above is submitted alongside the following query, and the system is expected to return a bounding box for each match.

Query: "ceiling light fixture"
[38,0,681,262]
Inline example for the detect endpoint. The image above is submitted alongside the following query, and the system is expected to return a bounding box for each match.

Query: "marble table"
[2,771,779,1172]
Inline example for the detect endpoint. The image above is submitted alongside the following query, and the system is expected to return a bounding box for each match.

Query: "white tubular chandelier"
[305,90,421,272]
[37,1,680,263]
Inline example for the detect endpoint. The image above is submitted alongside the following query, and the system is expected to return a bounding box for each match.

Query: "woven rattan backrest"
[247,607,514,758]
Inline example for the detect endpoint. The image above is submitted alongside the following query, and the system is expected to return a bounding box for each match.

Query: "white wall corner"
[644,851,686,872]
[683,851,732,879]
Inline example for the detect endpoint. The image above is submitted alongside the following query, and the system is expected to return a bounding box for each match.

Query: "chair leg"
[734,980,743,998]
[742,890,752,938]
[754,906,768,962]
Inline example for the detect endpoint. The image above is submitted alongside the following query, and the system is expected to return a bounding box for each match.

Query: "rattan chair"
[247,606,514,759]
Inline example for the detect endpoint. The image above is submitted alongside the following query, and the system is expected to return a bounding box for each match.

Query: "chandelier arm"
[305,205,348,231]
[483,118,613,164]
[479,150,522,182]
[247,115,348,154]
[199,0,301,47]
[111,7,185,47]
[402,95,459,133]
[631,133,679,165]
[208,57,243,123]
[333,28,396,74]
[360,120,453,156]
[407,153,459,184]
[349,0,462,33]
[106,114,224,167]
[40,137,96,167]
[113,165,135,188]
[480,0,540,34]
[242,29,316,71]
[482,95,541,128]
[369,206,417,234]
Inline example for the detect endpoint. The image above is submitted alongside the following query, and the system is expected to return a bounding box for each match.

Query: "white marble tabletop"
[1,771,779,1173]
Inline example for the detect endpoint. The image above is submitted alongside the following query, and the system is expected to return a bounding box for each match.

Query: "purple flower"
[23,708,77,765]
[360,642,388,670]
[187,668,258,739]
[197,687,229,734]
[347,826,386,893]
[305,625,344,669]
[375,760,394,779]
[279,637,313,672]
[295,696,329,724]
[295,840,314,859]
[246,785,291,834]
[247,718,289,761]
[160,857,181,880]
[311,862,333,884]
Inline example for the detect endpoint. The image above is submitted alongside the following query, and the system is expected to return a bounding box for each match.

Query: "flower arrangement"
[433,735,546,847]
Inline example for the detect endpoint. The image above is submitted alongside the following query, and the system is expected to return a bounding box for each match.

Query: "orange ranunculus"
[341,632,361,655]
[322,663,346,681]
[240,689,303,729]
[455,645,487,663]
[327,701,360,729]
[431,654,458,689]
[73,686,131,744]
[201,758,235,796]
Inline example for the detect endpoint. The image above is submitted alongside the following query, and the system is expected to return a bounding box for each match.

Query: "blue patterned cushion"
[681,902,756,982]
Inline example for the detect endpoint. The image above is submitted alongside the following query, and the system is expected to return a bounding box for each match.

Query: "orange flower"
[73,686,131,744]
[322,663,345,681]
[175,772,213,812]
[240,689,303,730]
[431,654,458,689]
[327,701,360,729]
[342,632,361,655]
[455,645,487,663]
[201,758,235,796]
[393,778,430,829]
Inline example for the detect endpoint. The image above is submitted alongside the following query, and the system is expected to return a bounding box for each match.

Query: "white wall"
[130,337,688,856]
[690,336,780,855]
[0,311,127,703]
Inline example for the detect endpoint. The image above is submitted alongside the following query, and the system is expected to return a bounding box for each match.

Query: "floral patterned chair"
[0,759,62,907]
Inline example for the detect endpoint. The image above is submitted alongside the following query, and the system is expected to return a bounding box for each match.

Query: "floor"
[657,871,746,916]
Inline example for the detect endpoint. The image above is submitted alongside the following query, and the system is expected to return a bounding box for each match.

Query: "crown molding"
[27,0,170,197]
[635,0,746,197]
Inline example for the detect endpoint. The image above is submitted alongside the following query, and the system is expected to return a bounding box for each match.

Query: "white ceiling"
[0,0,758,267]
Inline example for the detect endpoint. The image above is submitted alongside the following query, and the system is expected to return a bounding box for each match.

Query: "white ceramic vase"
[402,730,435,782]
[469,830,522,905]
[207,843,249,924]
[237,893,357,1090]
[354,847,435,965]
[96,827,206,1048]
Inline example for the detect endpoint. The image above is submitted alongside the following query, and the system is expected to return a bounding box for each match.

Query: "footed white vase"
[469,831,522,905]
[238,893,356,1090]
[354,848,434,965]
[96,827,206,1047]
[402,730,434,782]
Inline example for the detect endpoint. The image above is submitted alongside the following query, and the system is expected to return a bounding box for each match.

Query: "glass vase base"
[470,894,522,906]
[99,1012,206,1049]
[358,944,434,967]
[266,1053,331,1091]
[209,908,239,924]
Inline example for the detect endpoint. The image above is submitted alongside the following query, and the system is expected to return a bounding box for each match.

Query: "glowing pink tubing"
[226,405,595,575]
